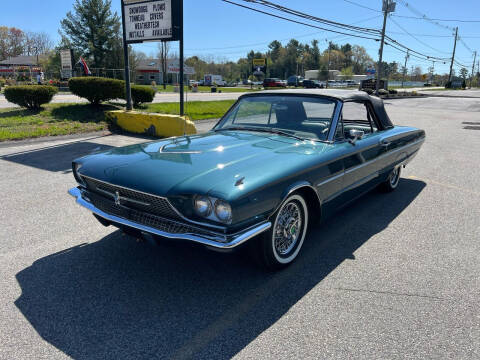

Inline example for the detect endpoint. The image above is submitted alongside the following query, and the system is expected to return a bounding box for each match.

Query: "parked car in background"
[69,89,425,269]
[263,78,287,88]
[302,79,324,89]
[287,75,304,87]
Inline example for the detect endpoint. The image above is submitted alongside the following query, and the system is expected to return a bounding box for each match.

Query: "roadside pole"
[470,50,477,88]
[179,0,184,116]
[448,27,458,83]
[326,39,330,89]
[121,0,132,110]
[376,0,395,95]
[401,49,409,88]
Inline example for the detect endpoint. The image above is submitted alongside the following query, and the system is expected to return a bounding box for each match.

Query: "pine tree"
[60,0,121,69]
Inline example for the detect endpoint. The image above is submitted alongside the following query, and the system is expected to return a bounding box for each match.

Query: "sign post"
[179,0,184,116]
[121,0,181,111]
[121,0,132,110]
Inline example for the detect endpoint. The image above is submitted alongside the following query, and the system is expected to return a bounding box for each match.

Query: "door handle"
[380,139,391,147]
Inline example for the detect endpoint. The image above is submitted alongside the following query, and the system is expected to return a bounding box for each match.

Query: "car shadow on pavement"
[1,140,114,172]
[14,178,425,360]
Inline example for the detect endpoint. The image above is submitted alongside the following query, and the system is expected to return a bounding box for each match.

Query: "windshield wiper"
[214,126,306,141]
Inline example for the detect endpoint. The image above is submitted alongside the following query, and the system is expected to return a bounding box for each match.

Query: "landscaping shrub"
[361,88,374,95]
[377,89,388,95]
[131,85,156,106]
[388,89,398,94]
[68,77,124,105]
[4,85,58,109]
[0,78,5,89]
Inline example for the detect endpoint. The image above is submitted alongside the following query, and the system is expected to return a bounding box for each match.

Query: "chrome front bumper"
[68,187,271,249]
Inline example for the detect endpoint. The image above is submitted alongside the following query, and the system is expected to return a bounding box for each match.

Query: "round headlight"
[194,196,212,217]
[214,200,232,223]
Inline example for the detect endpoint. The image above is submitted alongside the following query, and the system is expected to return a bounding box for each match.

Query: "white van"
[204,74,226,86]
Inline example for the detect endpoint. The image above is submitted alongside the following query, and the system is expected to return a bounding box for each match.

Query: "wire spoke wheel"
[274,202,302,256]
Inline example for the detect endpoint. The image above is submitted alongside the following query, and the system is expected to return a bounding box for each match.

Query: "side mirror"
[348,129,364,145]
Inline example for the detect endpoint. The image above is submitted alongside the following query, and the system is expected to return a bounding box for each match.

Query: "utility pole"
[470,50,477,88]
[448,27,458,83]
[401,49,409,88]
[376,0,395,94]
[326,39,330,88]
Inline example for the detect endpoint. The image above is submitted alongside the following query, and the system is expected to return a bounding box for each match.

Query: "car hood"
[76,130,333,200]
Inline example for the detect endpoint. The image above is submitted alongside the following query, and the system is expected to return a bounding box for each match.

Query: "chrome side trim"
[344,136,425,175]
[80,174,227,231]
[68,187,271,249]
[316,172,344,187]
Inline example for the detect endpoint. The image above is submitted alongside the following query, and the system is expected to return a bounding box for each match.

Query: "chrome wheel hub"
[274,202,302,256]
[390,167,400,186]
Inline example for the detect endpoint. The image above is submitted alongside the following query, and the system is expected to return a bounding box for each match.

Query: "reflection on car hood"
[76,130,334,199]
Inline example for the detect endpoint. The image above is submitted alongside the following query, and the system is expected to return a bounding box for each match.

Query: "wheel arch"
[271,181,322,222]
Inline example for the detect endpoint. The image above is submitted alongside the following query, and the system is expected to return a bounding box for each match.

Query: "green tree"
[459,67,468,80]
[60,0,121,69]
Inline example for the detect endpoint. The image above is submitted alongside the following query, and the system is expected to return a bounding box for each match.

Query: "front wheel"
[254,194,309,270]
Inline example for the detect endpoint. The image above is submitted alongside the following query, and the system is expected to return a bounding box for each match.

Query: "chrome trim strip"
[327,100,344,142]
[79,174,227,231]
[344,137,425,175]
[316,172,344,187]
[159,143,201,154]
[68,187,271,249]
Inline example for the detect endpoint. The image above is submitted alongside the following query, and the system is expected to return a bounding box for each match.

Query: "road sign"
[60,49,74,79]
[252,58,267,75]
[123,0,180,43]
[167,60,195,75]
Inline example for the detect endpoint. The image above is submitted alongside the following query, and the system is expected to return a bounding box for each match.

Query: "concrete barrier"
[106,110,197,137]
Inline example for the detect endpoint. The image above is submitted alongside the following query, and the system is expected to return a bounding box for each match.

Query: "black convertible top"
[240,89,394,129]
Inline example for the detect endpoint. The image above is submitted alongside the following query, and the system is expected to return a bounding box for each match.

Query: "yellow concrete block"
[105,110,197,137]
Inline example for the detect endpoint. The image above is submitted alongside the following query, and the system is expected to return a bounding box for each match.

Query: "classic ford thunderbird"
[69,89,425,269]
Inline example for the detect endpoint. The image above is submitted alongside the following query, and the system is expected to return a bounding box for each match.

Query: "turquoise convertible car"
[69,90,425,269]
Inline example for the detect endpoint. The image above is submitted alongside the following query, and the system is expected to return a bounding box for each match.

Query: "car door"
[340,101,385,200]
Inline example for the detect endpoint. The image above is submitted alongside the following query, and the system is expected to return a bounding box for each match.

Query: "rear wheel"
[379,166,401,192]
[253,194,308,270]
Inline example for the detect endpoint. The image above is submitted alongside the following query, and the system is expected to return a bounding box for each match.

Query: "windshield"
[215,95,337,141]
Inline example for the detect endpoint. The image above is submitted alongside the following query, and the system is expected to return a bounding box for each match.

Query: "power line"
[184,15,382,51]
[395,0,454,32]
[224,0,453,64]
[249,0,380,35]
[343,0,480,23]
[389,16,451,55]
[221,0,381,40]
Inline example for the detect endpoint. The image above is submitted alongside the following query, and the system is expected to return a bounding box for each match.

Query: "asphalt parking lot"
[0,94,479,359]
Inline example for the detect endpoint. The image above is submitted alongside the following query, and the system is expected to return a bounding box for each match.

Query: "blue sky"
[1,0,479,75]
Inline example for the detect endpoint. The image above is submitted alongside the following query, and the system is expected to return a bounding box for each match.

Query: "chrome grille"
[82,176,181,220]
[83,191,217,238]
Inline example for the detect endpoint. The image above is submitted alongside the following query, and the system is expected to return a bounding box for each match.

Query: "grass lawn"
[0,103,112,141]
[142,100,235,120]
